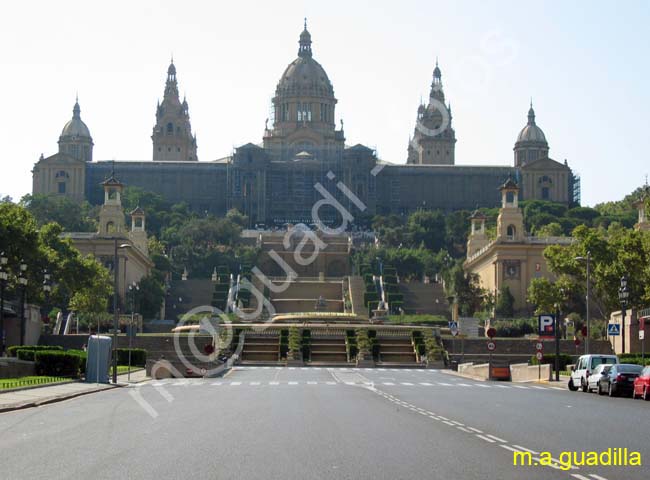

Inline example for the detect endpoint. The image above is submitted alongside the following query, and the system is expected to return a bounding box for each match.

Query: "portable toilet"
[85,335,112,383]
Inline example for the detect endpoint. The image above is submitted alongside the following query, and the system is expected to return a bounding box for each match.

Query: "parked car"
[586,364,612,393]
[632,366,650,401]
[598,364,643,397]
[569,354,619,392]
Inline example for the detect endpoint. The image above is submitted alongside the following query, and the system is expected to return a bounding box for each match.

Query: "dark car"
[598,364,643,397]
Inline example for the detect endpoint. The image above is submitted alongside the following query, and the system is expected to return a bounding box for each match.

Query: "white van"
[569,354,619,391]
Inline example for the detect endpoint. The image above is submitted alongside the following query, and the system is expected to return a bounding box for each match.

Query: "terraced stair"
[377,336,418,364]
[308,336,348,363]
[399,281,449,317]
[241,334,280,362]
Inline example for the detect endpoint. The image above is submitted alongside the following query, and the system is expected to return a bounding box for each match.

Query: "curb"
[0,384,120,414]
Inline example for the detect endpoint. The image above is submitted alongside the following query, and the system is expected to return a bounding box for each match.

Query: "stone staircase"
[399,281,449,317]
[348,275,368,319]
[241,334,280,362]
[270,280,344,314]
[377,336,418,364]
[308,336,348,363]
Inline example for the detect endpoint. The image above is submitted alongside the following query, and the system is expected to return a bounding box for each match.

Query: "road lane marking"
[288,381,298,385]
[485,434,506,443]
[307,381,317,385]
[588,475,608,480]
[513,385,528,389]
[499,445,522,453]
[442,421,455,426]
[438,416,449,420]
[230,382,241,386]
[419,382,433,386]
[249,382,260,386]
[269,381,279,385]
[437,382,453,386]
[457,427,472,433]
[457,383,472,387]
[467,427,483,433]
[401,382,414,386]
[476,434,496,443]
[382,382,395,386]
[326,381,336,385]
[570,475,591,480]
[211,382,222,386]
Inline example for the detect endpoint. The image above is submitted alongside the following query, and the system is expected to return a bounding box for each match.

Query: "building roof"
[516,104,547,144]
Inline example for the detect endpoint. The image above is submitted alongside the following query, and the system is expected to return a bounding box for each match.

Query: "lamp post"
[0,251,8,355]
[575,251,591,354]
[618,275,630,355]
[127,281,139,382]
[42,269,52,330]
[112,240,132,384]
[18,260,28,345]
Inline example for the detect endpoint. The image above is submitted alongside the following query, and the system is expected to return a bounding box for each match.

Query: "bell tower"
[467,209,489,256]
[151,60,198,161]
[496,176,524,242]
[98,171,126,236]
[128,206,148,255]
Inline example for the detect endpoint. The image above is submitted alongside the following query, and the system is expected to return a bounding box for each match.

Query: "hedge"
[34,351,81,377]
[116,348,147,367]
[617,354,650,366]
[8,345,63,357]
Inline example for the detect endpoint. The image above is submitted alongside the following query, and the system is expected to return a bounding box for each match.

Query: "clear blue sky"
[2,0,648,207]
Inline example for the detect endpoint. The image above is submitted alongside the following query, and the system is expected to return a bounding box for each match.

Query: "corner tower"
[151,60,198,161]
[407,60,456,165]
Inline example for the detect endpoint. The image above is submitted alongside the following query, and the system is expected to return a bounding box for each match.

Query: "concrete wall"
[510,362,551,382]
[457,362,490,380]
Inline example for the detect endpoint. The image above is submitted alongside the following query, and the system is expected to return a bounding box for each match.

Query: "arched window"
[106,221,115,233]
[506,225,516,240]
[166,122,173,134]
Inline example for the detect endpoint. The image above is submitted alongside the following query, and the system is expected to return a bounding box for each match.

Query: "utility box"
[85,335,112,383]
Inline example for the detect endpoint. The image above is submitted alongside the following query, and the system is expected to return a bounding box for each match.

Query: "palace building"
[32,22,579,226]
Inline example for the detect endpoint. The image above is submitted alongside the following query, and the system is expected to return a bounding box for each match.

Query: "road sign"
[535,342,544,351]
[486,327,496,339]
[607,323,621,336]
[640,330,645,341]
[449,321,459,337]
[535,351,544,361]
[538,314,556,336]
[200,368,207,375]
[487,341,496,351]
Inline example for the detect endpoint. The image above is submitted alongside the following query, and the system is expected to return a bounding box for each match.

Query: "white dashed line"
[457,427,472,433]
[466,427,483,433]
[419,382,433,386]
[485,434,506,443]
[476,434,496,443]
[269,381,279,385]
[499,445,522,453]
[512,445,538,454]
[249,382,260,386]
[230,382,241,386]
[588,475,608,480]
[288,381,298,385]
[401,382,414,386]
[383,382,395,386]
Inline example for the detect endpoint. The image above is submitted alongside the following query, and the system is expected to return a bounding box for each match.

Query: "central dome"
[61,100,91,139]
[275,22,334,98]
[516,105,546,143]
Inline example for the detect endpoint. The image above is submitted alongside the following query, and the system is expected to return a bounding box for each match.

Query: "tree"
[535,222,564,237]
[495,286,515,317]
[226,208,248,228]
[20,194,96,232]
[407,210,446,251]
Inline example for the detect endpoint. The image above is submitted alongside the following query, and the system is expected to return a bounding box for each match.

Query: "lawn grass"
[387,314,448,325]
[0,376,71,390]
[109,365,145,375]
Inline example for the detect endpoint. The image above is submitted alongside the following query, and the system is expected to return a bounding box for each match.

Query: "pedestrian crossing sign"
[607,323,620,336]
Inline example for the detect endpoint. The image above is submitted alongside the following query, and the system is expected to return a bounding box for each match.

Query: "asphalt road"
[1,367,648,480]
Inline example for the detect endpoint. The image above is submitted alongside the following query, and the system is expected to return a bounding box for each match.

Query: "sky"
[1,0,649,207]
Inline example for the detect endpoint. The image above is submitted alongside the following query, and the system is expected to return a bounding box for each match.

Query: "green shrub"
[364,291,379,306]
[34,351,81,377]
[16,349,36,361]
[288,327,301,355]
[346,329,358,359]
[66,349,88,375]
[7,345,63,357]
[387,292,403,303]
[116,348,147,367]
[356,329,371,353]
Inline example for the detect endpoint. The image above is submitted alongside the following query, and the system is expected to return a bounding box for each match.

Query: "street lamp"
[182,267,188,282]
[42,269,52,329]
[0,251,8,355]
[618,275,630,354]
[18,259,28,346]
[211,267,218,283]
[575,251,591,354]
[112,241,132,383]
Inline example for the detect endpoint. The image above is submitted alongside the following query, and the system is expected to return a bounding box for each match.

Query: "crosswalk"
[149,379,565,391]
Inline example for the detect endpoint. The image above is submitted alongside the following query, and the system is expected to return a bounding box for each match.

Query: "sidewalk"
[0,369,151,413]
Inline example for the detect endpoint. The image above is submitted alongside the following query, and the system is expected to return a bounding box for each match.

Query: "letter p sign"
[538,314,556,336]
